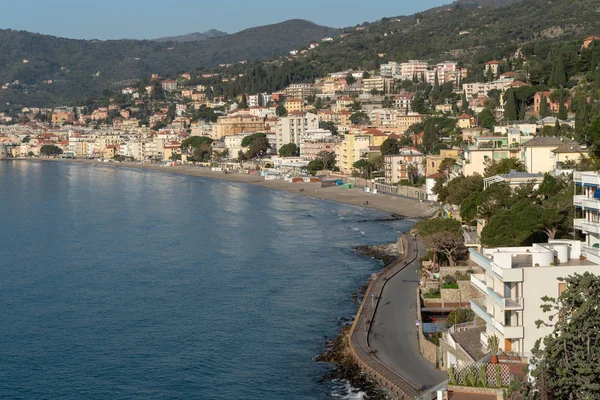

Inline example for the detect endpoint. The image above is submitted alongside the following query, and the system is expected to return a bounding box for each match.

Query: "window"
[558,282,567,296]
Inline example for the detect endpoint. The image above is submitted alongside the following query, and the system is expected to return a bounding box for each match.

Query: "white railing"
[503,325,524,339]
[492,318,504,335]
[470,274,487,294]
[582,197,600,210]
[574,195,584,206]
[503,297,524,310]
[575,219,600,234]
[582,244,600,257]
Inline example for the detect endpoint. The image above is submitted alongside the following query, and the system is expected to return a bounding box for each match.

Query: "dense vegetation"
[0,20,339,108]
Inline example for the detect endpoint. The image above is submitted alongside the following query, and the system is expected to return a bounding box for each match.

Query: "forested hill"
[304,0,600,73]
[196,0,600,101]
[153,29,228,43]
[0,19,339,107]
[454,0,525,7]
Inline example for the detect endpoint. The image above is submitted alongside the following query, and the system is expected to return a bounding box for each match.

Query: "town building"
[468,240,598,355]
[276,112,319,151]
[384,147,425,184]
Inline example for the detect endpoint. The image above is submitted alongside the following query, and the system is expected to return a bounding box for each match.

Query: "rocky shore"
[318,237,406,400]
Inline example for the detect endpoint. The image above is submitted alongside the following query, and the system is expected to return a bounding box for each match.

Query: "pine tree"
[518,102,526,120]
[558,90,567,120]
[553,56,567,87]
[432,71,440,103]
[504,90,518,121]
[540,94,550,117]
[575,97,590,142]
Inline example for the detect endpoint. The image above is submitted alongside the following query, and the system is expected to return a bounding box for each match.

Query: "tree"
[317,151,336,170]
[481,200,542,247]
[484,157,526,177]
[540,94,550,117]
[40,145,63,156]
[557,90,567,120]
[22,135,30,143]
[438,158,457,180]
[549,55,567,87]
[345,73,356,86]
[276,105,287,117]
[435,175,484,205]
[380,138,400,155]
[349,111,370,125]
[504,90,518,121]
[319,121,338,135]
[478,108,496,130]
[530,272,600,399]
[278,143,299,157]
[415,218,464,267]
[448,308,475,326]
[246,137,270,159]
[353,159,372,178]
[306,159,324,176]
[238,94,248,109]
[432,71,441,103]
[241,132,266,147]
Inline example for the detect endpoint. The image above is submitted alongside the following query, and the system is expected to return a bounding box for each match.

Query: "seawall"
[347,235,422,399]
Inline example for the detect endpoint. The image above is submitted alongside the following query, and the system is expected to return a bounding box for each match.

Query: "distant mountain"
[153,29,228,43]
[0,19,339,107]
[454,0,525,7]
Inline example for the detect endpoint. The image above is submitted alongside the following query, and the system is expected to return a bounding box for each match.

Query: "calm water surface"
[0,161,414,399]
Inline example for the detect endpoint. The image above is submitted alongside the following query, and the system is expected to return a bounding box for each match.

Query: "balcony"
[491,319,524,339]
[503,325,524,339]
[470,298,492,323]
[470,274,488,294]
[469,248,491,272]
[575,219,600,234]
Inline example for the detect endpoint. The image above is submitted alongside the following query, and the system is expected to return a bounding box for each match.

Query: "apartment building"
[276,112,319,151]
[383,147,425,184]
[285,83,316,100]
[212,115,265,139]
[468,240,599,355]
[574,171,600,265]
[336,134,372,174]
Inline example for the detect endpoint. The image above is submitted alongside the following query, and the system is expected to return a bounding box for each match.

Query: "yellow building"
[335,133,373,174]
[213,115,266,139]
[395,114,425,133]
[425,148,462,176]
[285,98,305,113]
[162,142,182,161]
[103,145,118,159]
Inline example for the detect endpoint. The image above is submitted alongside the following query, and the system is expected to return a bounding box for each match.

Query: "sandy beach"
[8,158,438,218]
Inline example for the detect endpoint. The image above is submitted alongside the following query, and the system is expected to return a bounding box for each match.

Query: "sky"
[1,0,452,40]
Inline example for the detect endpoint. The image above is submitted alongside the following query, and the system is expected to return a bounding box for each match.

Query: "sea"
[0,161,415,400]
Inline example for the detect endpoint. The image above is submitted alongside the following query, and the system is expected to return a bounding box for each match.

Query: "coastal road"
[368,238,447,390]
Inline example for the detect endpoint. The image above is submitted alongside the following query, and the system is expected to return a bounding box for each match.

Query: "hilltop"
[153,29,228,43]
[0,19,339,108]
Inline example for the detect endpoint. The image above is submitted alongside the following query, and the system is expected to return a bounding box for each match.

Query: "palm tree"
[406,163,419,184]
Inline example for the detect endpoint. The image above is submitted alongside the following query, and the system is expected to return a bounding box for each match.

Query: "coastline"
[5,158,434,398]
[6,158,437,218]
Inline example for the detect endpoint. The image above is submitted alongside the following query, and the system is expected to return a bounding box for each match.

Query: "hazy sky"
[1,0,451,40]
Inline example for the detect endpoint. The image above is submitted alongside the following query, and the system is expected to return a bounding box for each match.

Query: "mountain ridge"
[0,19,339,107]
[153,29,228,43]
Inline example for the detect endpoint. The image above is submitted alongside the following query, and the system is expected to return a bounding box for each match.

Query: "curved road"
[368,237,447,391]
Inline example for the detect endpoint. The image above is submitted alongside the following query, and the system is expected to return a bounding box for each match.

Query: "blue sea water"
[0,161,414,400]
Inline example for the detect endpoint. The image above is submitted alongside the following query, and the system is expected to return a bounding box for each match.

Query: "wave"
[329,380,366,399]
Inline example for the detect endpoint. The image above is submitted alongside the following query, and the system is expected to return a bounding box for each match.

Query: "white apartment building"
[463,78,514,100]
[380,62,399,78]
[119,141,144,160]
[276,112,319,151]
[224,133,251,160]
[398,60,429,80]
[468,240,599,356]
[575,171,600,265]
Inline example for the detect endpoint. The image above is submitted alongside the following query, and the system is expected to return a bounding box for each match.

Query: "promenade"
[348,235,447,399]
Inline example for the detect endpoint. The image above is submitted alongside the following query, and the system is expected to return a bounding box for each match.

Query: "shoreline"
[5,158,438,218]
[5,157,430,398]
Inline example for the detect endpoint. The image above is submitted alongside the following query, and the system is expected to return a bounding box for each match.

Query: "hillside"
[295,0,600,73]
[0,20,339,108]
[454,0,524,7]
[153,29,228,43]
